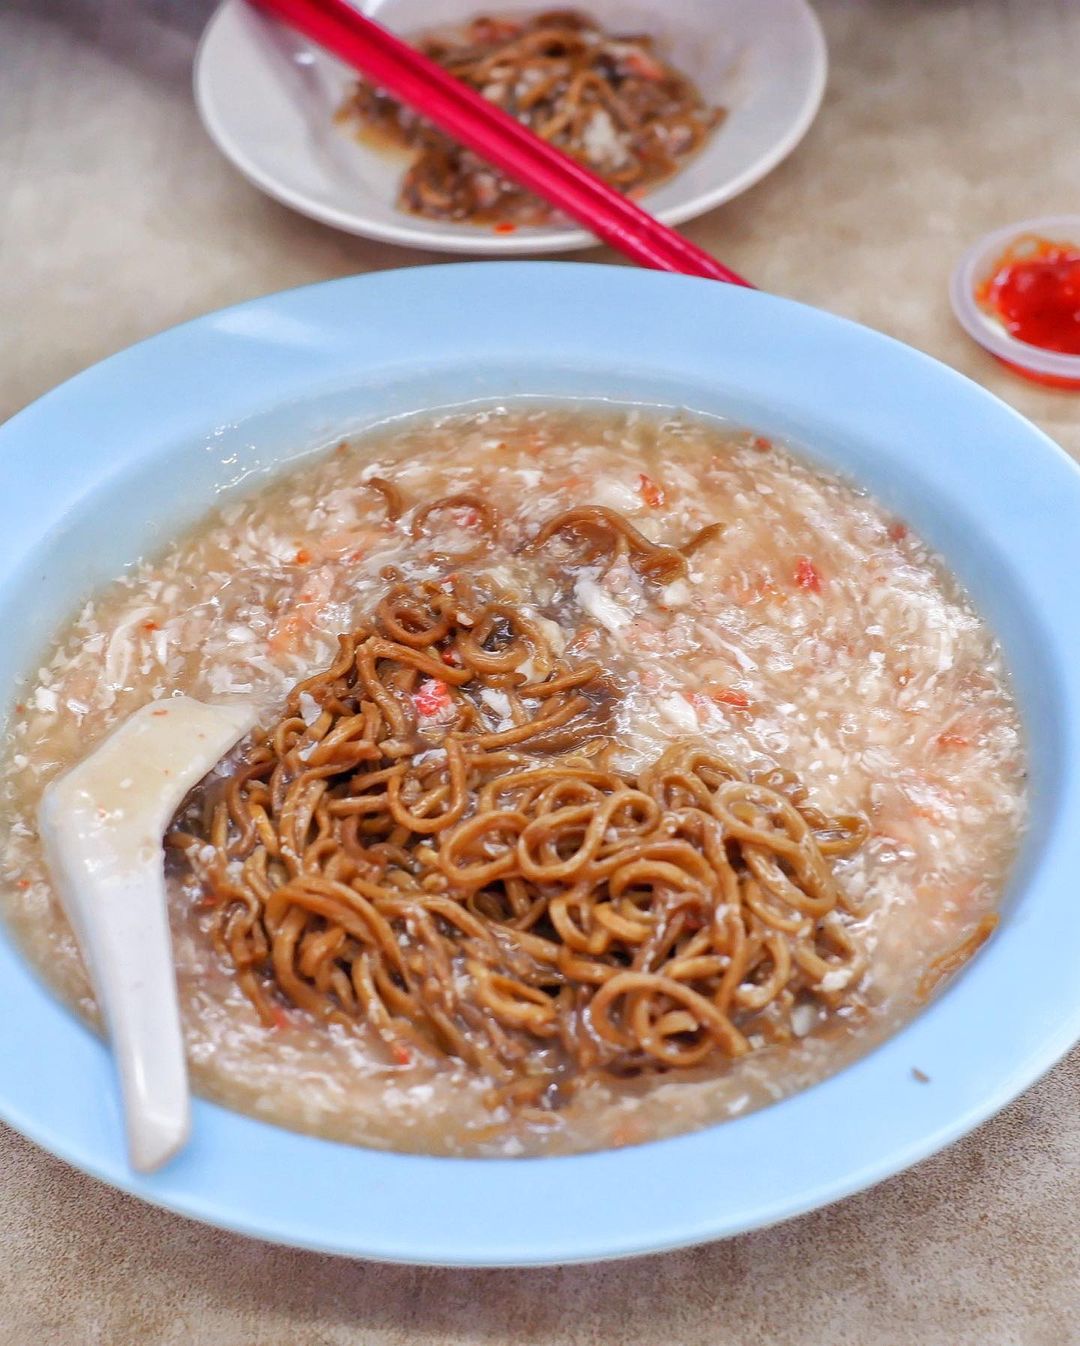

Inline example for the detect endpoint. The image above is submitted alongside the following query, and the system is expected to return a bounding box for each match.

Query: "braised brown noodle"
[336,10,724,226]
[170,508,871,1109]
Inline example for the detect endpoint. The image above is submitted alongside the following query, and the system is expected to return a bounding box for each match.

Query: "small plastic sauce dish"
[950,214,1080,390]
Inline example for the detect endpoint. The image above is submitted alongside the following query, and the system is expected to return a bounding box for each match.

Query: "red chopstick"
[246,0,752,286]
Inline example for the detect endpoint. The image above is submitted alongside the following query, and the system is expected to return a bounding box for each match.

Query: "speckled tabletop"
[1,1,1078,1342]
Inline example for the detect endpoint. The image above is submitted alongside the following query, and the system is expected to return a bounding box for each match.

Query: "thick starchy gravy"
[0,407,1027,1156]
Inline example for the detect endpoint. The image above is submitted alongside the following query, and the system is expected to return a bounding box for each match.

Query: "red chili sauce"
[977,236,1080,356]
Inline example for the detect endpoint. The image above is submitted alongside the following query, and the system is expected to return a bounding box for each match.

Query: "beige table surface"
[2,1,1079,1341]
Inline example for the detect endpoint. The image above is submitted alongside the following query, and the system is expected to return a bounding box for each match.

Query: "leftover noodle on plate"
[0,406,1026,1156]
[336,10,724,227]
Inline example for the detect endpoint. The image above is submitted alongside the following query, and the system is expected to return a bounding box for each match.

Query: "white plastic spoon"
[38,696,257,1172]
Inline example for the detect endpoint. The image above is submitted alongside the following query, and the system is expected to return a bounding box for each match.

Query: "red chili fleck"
[142,620,159,631]
[270,1006,291,1031]
[708,687,751,709]
[440,648,460,667]
[14,703,24,714]
[610,1121,645,1147]
[474,17,521,41]
[16,879,30,889]
[493,221,517,234]
[151,708,169,717]
[566,625,600,653]
[794,556,822,592]
[390,1041,413,1066]
[621,47,666,80]
[637,473,666,508]
[752,435,773,452]
[294,548,312,565]
[888,521,908,543]
[413,678,452,717]
[937,732,970,750]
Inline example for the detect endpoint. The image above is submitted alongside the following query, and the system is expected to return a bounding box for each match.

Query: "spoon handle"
[40,697,258,1172]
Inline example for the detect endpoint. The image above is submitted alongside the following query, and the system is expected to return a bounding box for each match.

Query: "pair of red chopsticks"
[247,0,752,287]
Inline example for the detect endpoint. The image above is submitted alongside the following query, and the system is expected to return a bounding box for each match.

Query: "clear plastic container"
[950,214,1080,390]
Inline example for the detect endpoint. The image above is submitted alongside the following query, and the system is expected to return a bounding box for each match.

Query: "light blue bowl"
[1,264,1078,1266]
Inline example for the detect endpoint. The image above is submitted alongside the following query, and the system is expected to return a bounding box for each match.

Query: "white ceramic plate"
[194,0,827,254]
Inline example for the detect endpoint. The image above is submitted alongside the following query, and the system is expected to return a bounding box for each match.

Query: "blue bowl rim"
[1,262,1078,1266]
